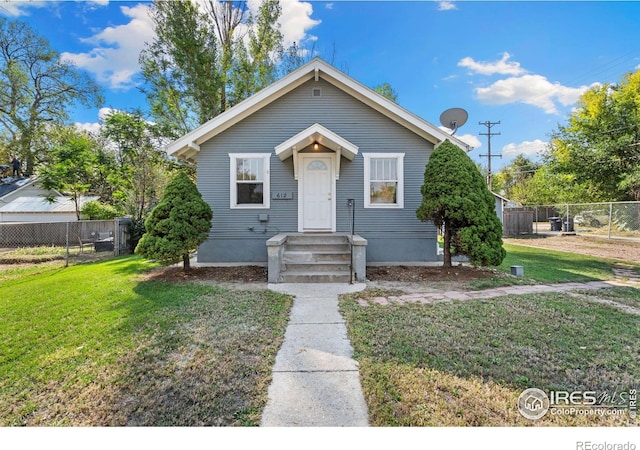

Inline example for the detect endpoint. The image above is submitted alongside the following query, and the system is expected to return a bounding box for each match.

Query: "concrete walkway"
[261,283,369,427]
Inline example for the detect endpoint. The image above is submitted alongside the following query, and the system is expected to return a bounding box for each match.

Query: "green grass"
[0,256,292,426]
[497,243,616,283]
[341,290,640,426]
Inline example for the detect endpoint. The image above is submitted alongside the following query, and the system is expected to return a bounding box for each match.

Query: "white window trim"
[229,153,271,209]
[363,152,404,209]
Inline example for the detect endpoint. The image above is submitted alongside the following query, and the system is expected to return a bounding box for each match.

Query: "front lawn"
[497,243,616,283]
[0,256,292,426]
[343,236,639,426]
[341,289,639,426]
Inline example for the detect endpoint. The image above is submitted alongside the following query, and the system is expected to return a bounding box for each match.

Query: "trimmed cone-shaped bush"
[136,172,212,271]
[416,140,505,267]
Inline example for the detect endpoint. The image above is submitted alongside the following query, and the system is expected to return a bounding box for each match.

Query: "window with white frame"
[363,153,404,208]
[229,153,270,209]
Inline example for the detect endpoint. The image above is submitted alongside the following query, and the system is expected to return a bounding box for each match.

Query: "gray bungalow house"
[167,58,469,282]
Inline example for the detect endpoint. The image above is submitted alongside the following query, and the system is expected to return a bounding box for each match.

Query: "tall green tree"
[136,172,213,272]
[140,0,293,136]
[230,0,284,104]
[514,166,596,205]
[39,126,97,220]
[0,18,102,175]
[100,110,172,224]
[417,140,505,268]
[546,69,640,201]
[493,154,540,202]
[140,0,220,135]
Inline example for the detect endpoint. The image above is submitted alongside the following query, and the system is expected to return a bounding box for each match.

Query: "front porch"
[267,233,367,283]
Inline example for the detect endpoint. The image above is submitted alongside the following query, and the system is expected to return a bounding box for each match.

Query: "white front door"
[300,154,334,231]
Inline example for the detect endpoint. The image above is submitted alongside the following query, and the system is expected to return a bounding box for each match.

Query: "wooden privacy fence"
[0,218,132,255]
[503,208,533,236]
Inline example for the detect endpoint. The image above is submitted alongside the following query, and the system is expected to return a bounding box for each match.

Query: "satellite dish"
[440,108,468,135]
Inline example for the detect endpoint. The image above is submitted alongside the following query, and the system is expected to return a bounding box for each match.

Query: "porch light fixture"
[313,142,319,151]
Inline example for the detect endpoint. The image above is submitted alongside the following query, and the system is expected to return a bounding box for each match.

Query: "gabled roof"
[0,177,62,202]
[274,123,358,161]
[0,177,36,200]
[166,58,471,162]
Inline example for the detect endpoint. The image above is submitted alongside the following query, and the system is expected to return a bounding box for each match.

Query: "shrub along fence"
[504,201,640,240]
[0,218,132,256]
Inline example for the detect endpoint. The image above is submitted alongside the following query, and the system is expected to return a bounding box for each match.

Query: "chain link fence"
[0,219,132,261]
[504,202,640,239]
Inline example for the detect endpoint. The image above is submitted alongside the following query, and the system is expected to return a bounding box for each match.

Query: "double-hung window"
[363,153,404,208]
[229,153,270,209]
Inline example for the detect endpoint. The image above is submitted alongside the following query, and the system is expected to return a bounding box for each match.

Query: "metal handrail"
[347,199,355,284]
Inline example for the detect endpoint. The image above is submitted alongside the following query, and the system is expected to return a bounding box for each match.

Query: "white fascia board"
[274,123,359,161]
[167,58,470,159]
[166,62,319,158]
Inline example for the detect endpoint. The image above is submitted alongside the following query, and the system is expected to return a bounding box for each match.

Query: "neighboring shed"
[0,177,61,206]
[0,196,99,223]
[492,192,510,224]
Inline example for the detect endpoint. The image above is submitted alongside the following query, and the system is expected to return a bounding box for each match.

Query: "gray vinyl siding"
[196,78,438,263]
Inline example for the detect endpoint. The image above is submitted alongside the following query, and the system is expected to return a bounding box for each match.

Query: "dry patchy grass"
[341,289,639,426]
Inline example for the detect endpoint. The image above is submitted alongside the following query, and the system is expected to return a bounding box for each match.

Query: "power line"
[479,120,501,191]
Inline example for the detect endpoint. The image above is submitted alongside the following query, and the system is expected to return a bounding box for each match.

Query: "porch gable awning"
[274,123,359,180]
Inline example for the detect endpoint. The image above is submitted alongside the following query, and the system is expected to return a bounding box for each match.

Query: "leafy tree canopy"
[100,110,173,223]
[39,126,97,220]
[545,69,640,201]
[417,140,505,267]
[0,18,102,175]
[140,0,293,136]
[373,82,398,103]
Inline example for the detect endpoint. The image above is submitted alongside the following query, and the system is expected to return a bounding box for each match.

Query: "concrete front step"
[286,234,349,245]
[285,243,350,253]
[283,250,351,263]
[281,271,352,283]
[284,261,350,273]
[267,232,367,283]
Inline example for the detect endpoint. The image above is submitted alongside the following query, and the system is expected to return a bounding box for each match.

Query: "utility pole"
[479,120,501,191]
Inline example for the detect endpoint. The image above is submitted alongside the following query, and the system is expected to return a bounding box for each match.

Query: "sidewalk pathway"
[261,283,369,427]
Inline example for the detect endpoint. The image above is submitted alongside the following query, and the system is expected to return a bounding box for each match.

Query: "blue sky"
[3,0,640,172]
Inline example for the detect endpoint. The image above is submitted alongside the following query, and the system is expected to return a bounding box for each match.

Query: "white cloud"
[502,139,548,157]
[325,3,334,10]
[475,74,594,114]
[60,4,155,90]
[62,1,318,91]
[279,0,321,48]
[74,121,102,135]
[457,133,482,150]
[98,107,119,121]
[0,0,48,17]
[439,126,481,149]
[438,1,457,11]
[73,107,120,135]
[458,52,526,76]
